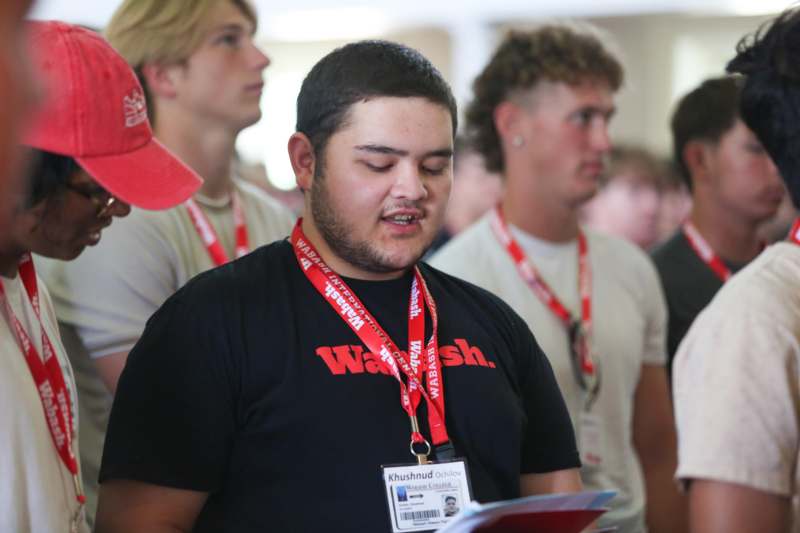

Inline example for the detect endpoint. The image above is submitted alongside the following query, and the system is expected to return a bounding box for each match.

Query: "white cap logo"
[123,90,147,128]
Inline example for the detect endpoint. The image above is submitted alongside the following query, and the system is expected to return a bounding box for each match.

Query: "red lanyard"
[490,207,599,397]
[789,217,800,245]
[682,222,731,282]
[0,254,85,504]
[291,220,448,458]
[185,191,249,266]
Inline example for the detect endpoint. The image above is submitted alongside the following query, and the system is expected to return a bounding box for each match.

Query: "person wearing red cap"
[0,21,201,533]
[36,1,295,525]
[0,0,37,234]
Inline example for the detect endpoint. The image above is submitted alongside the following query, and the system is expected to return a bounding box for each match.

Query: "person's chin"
[35,244,86,262]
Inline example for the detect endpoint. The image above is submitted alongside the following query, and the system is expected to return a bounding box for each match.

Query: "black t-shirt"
[652,230,744,379]
[100,240,579,532]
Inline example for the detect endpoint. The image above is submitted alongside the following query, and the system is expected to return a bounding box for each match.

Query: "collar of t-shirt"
[504,224,582,313]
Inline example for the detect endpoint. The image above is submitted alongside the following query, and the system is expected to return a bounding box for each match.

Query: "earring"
[512,135,524,148]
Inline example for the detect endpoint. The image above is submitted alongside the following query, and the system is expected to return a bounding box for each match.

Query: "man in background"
[674,9,800,531]
[433,25,685,533]
[427,135,504,254]
[38,0,295,524]
[652,76,783,375]
[582,145,667,250]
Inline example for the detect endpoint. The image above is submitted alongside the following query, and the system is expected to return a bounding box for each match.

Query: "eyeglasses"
[66,182,118,217]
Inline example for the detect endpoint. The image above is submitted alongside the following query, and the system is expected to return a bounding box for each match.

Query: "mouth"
[381,209,426,230]
[84,218,112,246]
[245,81,264,94]
[85,231,102,246]
[582,161,605,177]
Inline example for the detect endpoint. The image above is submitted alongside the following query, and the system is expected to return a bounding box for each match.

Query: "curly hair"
[466,25,623,173]
[727,8,800,207]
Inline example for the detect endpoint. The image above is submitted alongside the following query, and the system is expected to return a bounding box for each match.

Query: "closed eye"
[364,162,393,172]
[422,165,448,176]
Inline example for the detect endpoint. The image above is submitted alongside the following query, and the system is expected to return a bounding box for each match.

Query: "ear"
[683,140,713,185]
[493,100,524,144]
[287,132,316,192]
[140,62,180,99]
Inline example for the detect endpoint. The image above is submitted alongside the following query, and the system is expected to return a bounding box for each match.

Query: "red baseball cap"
[22,21,202,210]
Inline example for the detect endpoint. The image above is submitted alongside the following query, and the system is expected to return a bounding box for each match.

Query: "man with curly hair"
[674,8,800,532]
[432,25,685,533]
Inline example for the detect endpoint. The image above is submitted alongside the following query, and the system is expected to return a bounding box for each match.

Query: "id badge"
[579,411,604,467]
[382,459,472,532]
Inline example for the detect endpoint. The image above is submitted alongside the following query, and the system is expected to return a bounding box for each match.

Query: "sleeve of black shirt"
[512,310,581,474]
[99,271,238,492]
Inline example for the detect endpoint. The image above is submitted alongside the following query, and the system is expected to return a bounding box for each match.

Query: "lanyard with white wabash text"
[0,254,85,505]
[185,191,249,266]
[489,206,600,406]
[682,222,732,282]
[291,220,449,463]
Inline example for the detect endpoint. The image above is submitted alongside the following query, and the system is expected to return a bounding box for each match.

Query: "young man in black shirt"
[95,40,581,533]
[652,76,784,377]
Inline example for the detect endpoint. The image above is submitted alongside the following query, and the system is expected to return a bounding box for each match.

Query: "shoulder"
[420,262,530,336]
[651,229,686,265]
[586,229,660,280]
[429,216,496,274]
[703,243,800,323]
[235,179,296,221]
[180,238,293,299]
[675,244,800,376]
[650,229,694,282]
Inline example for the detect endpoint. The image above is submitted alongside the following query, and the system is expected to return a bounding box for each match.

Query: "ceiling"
[29,0,787,41]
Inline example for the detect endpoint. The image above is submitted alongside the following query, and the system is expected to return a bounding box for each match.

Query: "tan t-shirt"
[674,242,800,531]
[37,178,296,526]
[431,215,668,533]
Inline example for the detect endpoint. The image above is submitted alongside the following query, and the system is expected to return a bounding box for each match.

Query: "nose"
[591,120,612,154]
[766,154,781,179]
[250,40,271,71]
[104,198,131,219]
[391,164,428,201]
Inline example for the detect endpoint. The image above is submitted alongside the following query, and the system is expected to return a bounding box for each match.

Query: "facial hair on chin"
[309,174,430,275]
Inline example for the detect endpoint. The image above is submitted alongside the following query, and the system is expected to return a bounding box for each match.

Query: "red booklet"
[475,509,605,533]
[436,490,615,533]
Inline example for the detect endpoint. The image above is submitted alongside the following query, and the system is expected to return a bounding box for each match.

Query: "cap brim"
[76,137,202,210]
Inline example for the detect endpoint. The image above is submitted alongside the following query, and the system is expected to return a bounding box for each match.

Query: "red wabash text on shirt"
[315,339,496,376]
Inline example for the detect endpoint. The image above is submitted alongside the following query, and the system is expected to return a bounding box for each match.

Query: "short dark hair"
[25,150,80,207]
[727,8,800,207]
[670,76,742,189]
[467,26,624,173]
[295,40,457,165]
[445,496,457,503]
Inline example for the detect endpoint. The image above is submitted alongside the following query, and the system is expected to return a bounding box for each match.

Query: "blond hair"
[105,0,257,119]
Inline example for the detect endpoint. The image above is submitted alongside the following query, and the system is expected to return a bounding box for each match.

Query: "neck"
[501,172,580,243]
[0,242,24,278]
[153,108,238,200]
[688,198,762,264]
[299,217,408,281]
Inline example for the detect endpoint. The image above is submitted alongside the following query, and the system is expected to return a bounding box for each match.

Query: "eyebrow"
[209,22,255,37]
[354,144,454,159]
[211,23,245,33]
[576,105,617,119]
